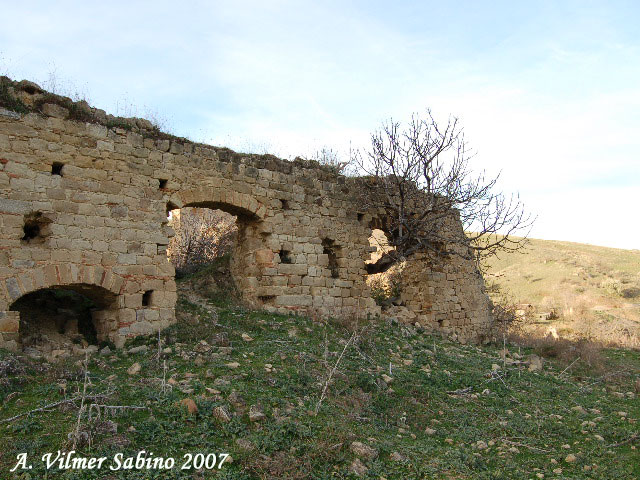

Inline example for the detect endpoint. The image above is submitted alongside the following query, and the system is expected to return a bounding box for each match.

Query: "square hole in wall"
[21,212,51,244]
[51,162,64,176]
[357,213,364,222]
[142,290,154,307]
[158,179,168,189]
[279,249,292,264]
[280,199,290,210]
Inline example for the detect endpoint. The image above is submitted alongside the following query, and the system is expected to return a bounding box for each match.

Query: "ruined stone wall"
[0,78,492,351]
[370,214,493,343]
[398,250,493,343]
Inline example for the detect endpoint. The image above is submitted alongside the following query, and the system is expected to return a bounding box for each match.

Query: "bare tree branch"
[354,110,534,272]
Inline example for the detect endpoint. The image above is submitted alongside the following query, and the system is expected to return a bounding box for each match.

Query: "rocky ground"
[0,272,638,479]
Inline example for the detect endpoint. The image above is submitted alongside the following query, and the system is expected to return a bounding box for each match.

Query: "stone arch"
[165,187,269,307]
[0,265,125,351]
[1,264,125,309]
[168,187,267,221]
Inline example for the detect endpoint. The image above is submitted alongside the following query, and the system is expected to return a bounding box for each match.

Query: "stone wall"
[0,78,492,350]
[398,245,493,343]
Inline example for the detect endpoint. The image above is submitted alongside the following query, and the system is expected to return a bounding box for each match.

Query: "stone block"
[0,312,19,333]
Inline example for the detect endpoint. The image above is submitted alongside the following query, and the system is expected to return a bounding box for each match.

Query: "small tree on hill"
[355,110,533,274]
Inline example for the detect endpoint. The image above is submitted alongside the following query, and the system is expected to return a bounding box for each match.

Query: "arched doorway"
[165,188,269,307]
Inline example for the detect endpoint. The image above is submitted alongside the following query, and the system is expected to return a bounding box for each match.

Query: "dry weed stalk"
[315,330,358,414]
[72,354,90,449]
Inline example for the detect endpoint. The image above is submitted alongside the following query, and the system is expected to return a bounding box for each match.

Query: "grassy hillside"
[484,237,640,347]
[1,270,638,479]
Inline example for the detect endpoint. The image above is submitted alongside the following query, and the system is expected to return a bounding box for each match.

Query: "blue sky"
[1,1,639,249]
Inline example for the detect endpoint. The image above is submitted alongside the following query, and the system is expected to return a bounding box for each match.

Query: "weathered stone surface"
[41,103,69,119]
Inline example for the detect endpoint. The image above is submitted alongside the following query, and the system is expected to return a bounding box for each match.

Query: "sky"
[1,0,639,249]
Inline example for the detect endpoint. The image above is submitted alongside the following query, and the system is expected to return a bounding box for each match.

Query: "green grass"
[1,284,638,479]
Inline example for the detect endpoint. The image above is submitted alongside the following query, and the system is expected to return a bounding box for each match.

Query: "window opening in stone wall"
[51,162,64,176]
[21,212,51,244]
[321,238,340,278]
[158,179,168,189]
[280,199,290,210]
[142,290,154,307]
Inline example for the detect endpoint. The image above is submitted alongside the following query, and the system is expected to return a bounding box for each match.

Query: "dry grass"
[484,237,640,348]
[508,331,606,373]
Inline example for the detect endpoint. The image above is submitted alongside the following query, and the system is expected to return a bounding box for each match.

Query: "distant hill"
[484,237,640,347]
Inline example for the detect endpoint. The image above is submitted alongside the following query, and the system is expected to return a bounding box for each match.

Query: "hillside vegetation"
[1,264,638,479]
[484,237,640,348]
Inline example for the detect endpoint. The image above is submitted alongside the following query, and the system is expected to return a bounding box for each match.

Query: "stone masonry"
[0,78,492,350]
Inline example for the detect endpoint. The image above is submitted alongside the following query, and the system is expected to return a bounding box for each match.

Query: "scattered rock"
[389,451,405,462]
[235,438,255,451]
[212,406,232,423]
[241,333,254,342]
[248,405,266,422]
[565,454,577,463]
[100,346,112,356]
[128,345,148,354]
[350,441,378,460]
[225,362,240,369]
[527,354,543,372]
[349,458,368,477]
[381,374,393,384]
[425,427,437,435]
[179,398,198,415]
[195,340,211,353]
[127,362,141,375]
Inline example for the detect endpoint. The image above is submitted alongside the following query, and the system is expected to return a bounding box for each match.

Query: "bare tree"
[355,110,533,274]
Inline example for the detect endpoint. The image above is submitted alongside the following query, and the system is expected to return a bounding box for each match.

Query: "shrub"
[600,276,640,298]
[508,333,605,371]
